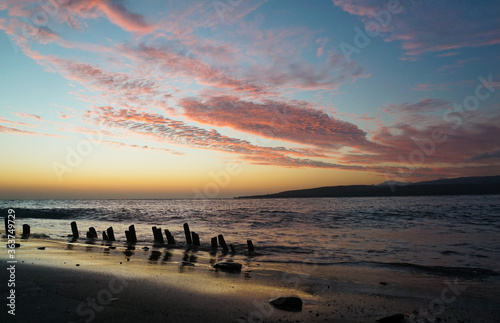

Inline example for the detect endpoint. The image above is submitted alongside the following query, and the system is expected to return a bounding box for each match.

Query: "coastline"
[1,237,500,322]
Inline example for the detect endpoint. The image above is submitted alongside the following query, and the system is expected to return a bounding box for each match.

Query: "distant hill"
[236,175,500,199]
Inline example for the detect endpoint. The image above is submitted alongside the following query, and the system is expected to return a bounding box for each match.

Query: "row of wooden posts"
[70,221,255,253]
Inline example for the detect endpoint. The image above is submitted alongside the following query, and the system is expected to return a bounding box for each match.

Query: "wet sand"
[1,238,499,322]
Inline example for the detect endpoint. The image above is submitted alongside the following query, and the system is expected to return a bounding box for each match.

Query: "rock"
[38,247,46,250]
[379,281,389,286]
[213,260,242,273]
[269,296,303,312]
[376,313,405,323]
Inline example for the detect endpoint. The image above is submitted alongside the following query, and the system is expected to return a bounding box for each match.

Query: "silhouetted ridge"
[236,175,500,199]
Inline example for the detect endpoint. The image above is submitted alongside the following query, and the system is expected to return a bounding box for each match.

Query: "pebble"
[269,296,303,312]
[213,261,242,273]
[376,313,405,323]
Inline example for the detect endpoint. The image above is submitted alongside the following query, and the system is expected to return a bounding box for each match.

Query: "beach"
[2,236,500,323]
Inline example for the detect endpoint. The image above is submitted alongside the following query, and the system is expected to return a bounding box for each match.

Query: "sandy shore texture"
[1,238,500,323]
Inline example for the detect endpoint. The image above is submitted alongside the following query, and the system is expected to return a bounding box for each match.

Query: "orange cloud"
[181,95,369,149]
[86,106,368,171]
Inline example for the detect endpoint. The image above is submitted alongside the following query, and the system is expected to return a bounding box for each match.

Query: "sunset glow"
[1,0,499,198]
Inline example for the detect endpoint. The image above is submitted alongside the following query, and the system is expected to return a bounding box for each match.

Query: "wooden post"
[89,227,98,239]
[70,221,79,239]
[218,234,228,253]
[128,225,137,244]
[152,226,158,243]
[152,226,165,244]
[165,229,176,245]
[230,244,235,254]
[211,237,218,250]
[125,230,131,243]
[157,227,165,244]
[102,231,109,241]
[4,217,8,236]
[183,223,192,245]
[106,227,116,241]
[22,224,30,238]
[192,232,200,246]
[247,240,255,253]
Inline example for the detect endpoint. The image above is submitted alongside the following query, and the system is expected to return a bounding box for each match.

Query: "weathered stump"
[102,231,109,241]
[22,224,30,238]
[70,221,79,240]
[211,237,218,250]
[89,227,98,239]
[165,229,176,245]
[106,227,116,241]
[152,226,165,244]
[157,227,165,244]
[218,234,229,253]
[247,240,255,253]
[183,223,192,245]
[192,232,200,246]
[126,225,137,244]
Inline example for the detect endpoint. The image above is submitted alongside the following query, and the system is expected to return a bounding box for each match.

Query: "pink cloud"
[95,0,155,34]
[125,43,270,96]
[85,106,374,171]
[181,95,369,149]
[341,113,500,170]
[57,0,155,34]
[1,0,155,34]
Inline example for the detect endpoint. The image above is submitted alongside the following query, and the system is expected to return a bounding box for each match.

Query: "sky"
[0,0,499,199]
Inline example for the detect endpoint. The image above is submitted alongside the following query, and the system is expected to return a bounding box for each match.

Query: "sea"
[1,195,499,278]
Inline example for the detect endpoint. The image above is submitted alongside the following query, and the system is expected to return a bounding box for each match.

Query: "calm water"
[2,196,499,276]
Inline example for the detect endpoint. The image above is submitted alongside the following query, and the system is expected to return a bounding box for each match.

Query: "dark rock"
[269,296,303,312]
[376,313,405,323]
[213,261,242,273]
[379,281,389,286]
[38,247,46,250]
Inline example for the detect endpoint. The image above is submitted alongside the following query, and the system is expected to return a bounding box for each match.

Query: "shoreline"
[1,238,500,322]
